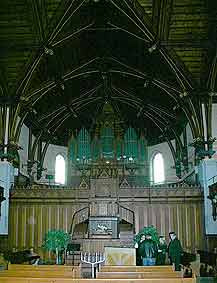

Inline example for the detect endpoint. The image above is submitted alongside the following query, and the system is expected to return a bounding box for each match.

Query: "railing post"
[133,211,136,234]
[70,205,90,239]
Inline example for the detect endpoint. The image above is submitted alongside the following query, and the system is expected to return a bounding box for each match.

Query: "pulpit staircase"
[66,202,135,267]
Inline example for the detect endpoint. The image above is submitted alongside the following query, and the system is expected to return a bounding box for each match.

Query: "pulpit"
[89,216,119,239]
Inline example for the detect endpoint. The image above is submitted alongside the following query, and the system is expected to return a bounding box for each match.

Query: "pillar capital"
[189,137,216,160]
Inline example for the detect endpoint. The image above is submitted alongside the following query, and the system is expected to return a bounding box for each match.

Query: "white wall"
[41,143,68,185]
[17,116,197,185]
[148,140,178,183]
[18,122,68,184]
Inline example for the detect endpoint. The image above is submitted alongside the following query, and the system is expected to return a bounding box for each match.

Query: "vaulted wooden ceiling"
[0,0,216,146]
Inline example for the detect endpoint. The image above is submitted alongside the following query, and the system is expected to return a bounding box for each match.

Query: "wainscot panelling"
[7,186,204,257]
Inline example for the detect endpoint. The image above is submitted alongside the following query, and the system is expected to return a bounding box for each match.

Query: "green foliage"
[42,230,70,253]
[134,225,159,244]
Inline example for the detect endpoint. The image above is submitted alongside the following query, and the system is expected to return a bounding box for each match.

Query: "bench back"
[7,264,81,278]
[97,271,182,279]
[0,277,196,283]
[100,265,173,272]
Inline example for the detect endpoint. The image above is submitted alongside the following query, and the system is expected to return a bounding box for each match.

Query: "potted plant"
[42,230,70,264]
[134,225,159,245]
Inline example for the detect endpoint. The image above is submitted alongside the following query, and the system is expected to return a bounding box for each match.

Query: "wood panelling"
[7,187,204,256]
[132,202,204,252]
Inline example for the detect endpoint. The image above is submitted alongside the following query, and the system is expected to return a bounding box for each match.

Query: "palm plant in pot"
[42,230,70,264]
[134,225,159,245]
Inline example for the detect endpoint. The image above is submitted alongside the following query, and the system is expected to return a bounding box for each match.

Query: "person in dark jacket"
[168,232,183,271]
[138,234,157,266]
[156,236,167,265]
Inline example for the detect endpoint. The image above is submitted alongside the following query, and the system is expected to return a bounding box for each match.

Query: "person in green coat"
[156,236,167,265]
[137,234,157,266]
[168,232,183,271]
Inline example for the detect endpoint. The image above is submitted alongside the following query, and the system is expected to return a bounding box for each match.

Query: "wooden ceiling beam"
[15,0,87,97]
[110,0,196,90]
[152,0,173,41]
[31,0,46,43]
[47,0,87,45]
[207,49,217,91]
[206,0,217,92]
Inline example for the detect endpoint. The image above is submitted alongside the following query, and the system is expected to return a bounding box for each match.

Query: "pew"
[0,264,196,283]
[7,264,81,278]
[8,264,74,270]
[100,265,173,272]
[0,277,196,283]
[97,271,183,279]
[0,270,74,278]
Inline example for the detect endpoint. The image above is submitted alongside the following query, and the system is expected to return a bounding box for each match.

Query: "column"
[198,159,217,235]
[0,160,14,235]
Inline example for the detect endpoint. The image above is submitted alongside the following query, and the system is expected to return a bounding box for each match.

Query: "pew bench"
[8,264,75,271]
[7,264,81,278]
[0,277,196,283]
[97,271,183,279]
[0,270,74,278]
[100,265,174,272]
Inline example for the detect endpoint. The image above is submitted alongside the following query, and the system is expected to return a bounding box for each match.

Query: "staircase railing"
[208,174,217,185]
[116,202,135,234]
[69,205,90,237]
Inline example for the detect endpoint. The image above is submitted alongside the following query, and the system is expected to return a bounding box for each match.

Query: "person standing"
[138,234,157,266]
[168,232,183,271]
[156,236,167,265]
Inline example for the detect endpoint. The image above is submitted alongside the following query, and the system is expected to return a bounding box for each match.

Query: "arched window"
[153,152,165,183]
[55,154,65,184]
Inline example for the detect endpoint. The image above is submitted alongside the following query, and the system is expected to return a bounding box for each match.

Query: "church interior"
[0,0,217,282]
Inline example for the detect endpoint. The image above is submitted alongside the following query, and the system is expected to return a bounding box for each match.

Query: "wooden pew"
[100,265,174,272]
[0,264,196,283]
[0,270,74,278]
[0,277,196,283]
[8,264,74,271]
[97,271,183,279]
[7,264,81,278]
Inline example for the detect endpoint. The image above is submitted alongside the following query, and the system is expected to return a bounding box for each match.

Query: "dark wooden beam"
[110,0,196,90]
[152,0,173,41]
[205,0,217,91]
[16,0,87,97]
[31,0,46,43]
[207,49,217,91]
